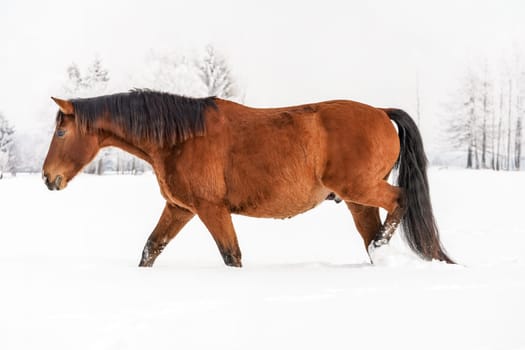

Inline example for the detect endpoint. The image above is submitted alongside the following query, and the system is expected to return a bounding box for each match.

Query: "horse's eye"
[56,129,66,138]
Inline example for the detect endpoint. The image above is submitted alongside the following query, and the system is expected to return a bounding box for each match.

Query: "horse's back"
[219,98,399,179]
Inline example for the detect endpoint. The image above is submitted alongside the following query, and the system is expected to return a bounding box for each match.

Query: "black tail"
[385,109,454,264]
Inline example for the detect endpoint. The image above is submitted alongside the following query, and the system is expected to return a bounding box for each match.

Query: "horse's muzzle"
[43,173,63,191]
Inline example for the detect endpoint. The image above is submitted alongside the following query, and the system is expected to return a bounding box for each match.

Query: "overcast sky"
[2,0,525,147]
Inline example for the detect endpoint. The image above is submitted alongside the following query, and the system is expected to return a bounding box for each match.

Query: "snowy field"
[0,169,524,350]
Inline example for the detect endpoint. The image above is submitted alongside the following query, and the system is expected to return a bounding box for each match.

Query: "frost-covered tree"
[85,58,110,90]
[444,70,484,169]
[197,45,237,99]
[0,113,15,178]
[63,58,110,98]
[135,46,240,99]
[65,63,82,95]
[516,112,523,170]
[480,68,495,169]
[442,56,525,171]
[138,51,205,96]
[515,69,525,170]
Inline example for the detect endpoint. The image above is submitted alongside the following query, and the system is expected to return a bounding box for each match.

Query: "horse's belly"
[229,185,331,219]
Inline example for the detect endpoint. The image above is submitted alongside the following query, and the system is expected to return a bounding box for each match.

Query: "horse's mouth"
[43,174,64,191]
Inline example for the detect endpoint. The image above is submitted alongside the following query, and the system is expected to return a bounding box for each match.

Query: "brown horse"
[43,90,453,267]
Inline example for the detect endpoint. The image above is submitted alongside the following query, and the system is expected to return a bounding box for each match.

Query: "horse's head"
[42,97,100,191]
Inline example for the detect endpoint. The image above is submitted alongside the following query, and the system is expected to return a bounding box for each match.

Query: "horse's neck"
[99,130,154,165]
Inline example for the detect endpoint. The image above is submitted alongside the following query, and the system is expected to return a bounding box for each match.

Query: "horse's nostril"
[55,175,62,188]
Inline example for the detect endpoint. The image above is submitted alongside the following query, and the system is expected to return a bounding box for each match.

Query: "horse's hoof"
[368,240,389,264]
[138,261,154,268]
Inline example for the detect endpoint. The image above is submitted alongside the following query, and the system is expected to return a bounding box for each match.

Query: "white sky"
[2,0,525,148]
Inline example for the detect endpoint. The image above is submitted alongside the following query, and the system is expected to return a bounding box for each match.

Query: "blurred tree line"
[443,57,525,170]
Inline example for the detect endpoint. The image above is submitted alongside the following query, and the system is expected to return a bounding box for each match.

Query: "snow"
[1,169,524,350]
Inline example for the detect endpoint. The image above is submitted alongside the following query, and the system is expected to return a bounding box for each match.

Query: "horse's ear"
[51,97,74,115]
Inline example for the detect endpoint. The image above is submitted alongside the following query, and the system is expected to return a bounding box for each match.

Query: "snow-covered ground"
[0,169,524,350]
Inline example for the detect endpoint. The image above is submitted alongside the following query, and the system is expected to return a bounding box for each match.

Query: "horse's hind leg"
[139,203,194,267]
[346,203,381,260]
[329,179,405,262]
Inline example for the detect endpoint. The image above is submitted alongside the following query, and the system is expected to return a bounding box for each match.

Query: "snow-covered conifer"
[0,113,15,178]
[197,45,237,99]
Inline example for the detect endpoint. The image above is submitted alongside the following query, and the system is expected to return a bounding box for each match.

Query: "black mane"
[63,89,217,145]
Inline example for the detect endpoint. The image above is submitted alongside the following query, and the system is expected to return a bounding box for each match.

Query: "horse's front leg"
[196,202,242,267]
[139,203,194,267]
